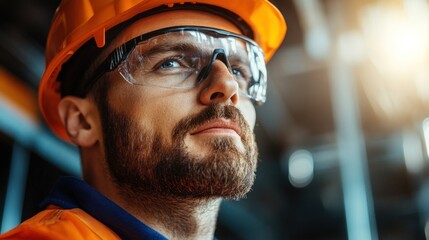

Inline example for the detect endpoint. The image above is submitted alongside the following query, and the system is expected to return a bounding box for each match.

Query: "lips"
[190,118,242,137]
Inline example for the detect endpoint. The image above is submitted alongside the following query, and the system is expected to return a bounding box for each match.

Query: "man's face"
[94,11,259,200]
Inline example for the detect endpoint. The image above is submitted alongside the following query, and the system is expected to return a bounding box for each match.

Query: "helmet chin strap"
[197,48,233,83]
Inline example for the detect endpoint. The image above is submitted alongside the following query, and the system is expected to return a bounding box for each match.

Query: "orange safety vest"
[0,206,120,240]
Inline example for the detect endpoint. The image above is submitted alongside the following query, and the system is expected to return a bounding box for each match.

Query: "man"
[0,0,286,239]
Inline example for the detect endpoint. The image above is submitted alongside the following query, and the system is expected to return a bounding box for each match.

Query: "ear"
[58,96,99,147]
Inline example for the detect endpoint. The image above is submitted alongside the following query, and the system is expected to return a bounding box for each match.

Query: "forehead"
[110,10,242,51]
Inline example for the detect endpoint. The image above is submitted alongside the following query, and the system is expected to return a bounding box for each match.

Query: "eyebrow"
[228,52,250,65]
[144,43,251,68]
[139,42,210,58]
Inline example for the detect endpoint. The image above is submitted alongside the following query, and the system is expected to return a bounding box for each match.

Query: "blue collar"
[41,176,167,240]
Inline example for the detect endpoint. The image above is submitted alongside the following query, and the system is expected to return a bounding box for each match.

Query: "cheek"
[130,99,184,136]
[110,84,196,140]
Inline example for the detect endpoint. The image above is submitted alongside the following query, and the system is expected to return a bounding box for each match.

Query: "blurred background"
[1,0,429,239]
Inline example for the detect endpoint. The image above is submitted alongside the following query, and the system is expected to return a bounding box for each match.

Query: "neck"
[116,193,222,240]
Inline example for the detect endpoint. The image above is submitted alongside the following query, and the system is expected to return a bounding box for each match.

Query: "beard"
[100,102,258,200]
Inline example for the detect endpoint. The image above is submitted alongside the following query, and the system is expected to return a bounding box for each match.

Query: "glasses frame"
[82,26,265,100]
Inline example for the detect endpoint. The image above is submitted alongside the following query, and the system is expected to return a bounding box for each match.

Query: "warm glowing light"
[360,2,429,78]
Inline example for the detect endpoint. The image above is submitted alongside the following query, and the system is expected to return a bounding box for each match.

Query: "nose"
[199,59,240,105]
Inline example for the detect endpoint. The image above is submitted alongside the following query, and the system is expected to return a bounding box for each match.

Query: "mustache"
[172,104,251,141]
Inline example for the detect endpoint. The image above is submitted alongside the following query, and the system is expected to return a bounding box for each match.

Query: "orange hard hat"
[39,0,287,141]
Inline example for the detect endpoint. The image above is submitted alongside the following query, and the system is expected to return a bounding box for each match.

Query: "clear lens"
[116,28,267,104]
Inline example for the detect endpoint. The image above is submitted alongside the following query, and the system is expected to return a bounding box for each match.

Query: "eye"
[232,68,243,78]
[232,65,251,81]
[159,59,181,69]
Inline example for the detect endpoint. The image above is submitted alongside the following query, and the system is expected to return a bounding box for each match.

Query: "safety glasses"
[85,26,267,105]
